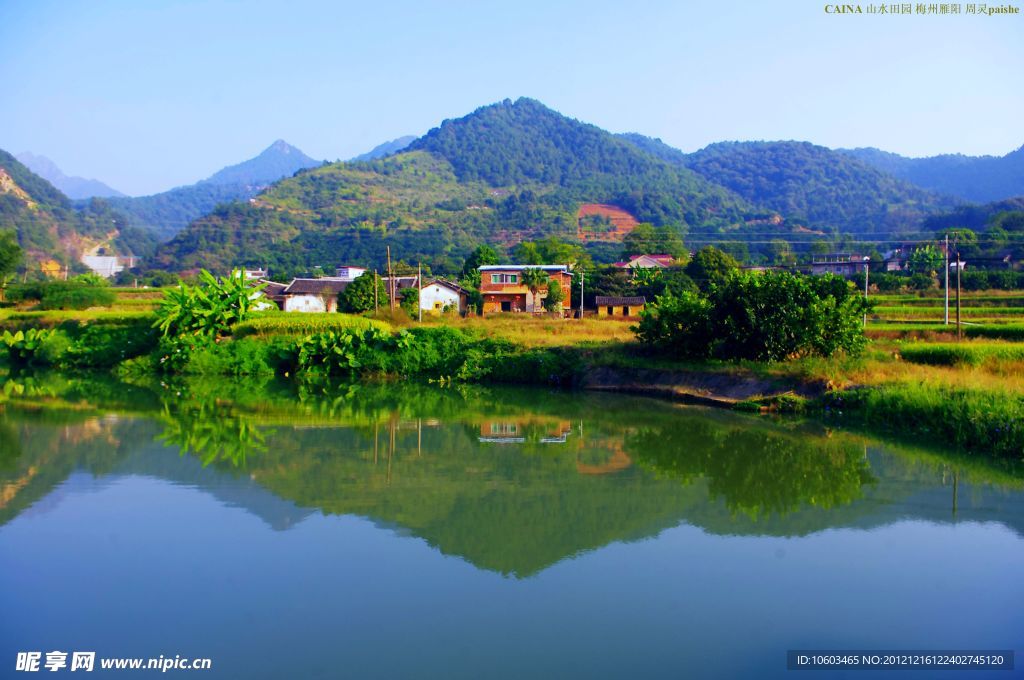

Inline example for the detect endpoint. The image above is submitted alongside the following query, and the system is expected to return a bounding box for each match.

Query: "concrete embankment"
[580,365,826,408]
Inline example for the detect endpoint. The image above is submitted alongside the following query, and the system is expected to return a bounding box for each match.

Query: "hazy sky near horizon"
[1,0,1021,196]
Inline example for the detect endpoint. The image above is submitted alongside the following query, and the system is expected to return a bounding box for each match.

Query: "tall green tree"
[462,244,499,277]
[512,241,544,265]
[908,244,943,274]
[0,230,23,302]
[684,246,740,291]
[520,267,549,311]
[340,271,388,313]
[542,279,564,312]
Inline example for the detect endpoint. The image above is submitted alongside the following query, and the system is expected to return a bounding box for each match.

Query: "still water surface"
[1,376,1022,678]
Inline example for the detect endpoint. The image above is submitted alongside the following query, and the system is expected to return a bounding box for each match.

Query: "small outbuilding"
[420,279,467,314]
[595,295,646,319]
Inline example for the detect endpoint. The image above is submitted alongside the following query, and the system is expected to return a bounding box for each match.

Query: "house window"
[501,301,512,312]
[434,301,443,310]
[606,306,614,316]
[490,273,518,284]
[623,306,630,316]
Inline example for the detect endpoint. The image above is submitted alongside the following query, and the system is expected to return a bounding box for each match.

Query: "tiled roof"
[425,278,467,294]
[282,278,351,295]
[595,296,646,306]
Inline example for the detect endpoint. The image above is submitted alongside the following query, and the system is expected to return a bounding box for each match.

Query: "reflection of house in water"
[478,420,573,444]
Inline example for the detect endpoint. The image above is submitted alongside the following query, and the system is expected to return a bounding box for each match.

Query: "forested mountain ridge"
[0,149,153,269]
[154,99,754,275]
[618,135,953,237]
[15,152,125,199]
[107,140,322,241]
[842,145,1024,204]
[406,98,744,224]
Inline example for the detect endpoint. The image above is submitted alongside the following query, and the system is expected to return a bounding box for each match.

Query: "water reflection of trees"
[627,419,876,519]
[157,401,270,467]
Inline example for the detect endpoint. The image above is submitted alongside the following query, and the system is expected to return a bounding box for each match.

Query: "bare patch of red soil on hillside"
[576,204,639,242]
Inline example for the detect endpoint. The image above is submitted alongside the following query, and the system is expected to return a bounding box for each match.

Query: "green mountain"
[843,145,1024,204]
[154,98,750,274]
[0,148,153,270]
[107,140,322,241]
[620,136,952,237]
[15,151,125,199]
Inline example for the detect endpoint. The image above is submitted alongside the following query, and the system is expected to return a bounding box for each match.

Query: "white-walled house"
[420,279,467,314]
[334,266,367,281]
[281,278,351,313]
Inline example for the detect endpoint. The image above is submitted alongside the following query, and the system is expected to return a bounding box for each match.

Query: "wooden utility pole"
[386,246,395,313]
[417,261,422,322]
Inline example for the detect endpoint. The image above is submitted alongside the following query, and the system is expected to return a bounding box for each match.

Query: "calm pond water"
[1,375,1022,679]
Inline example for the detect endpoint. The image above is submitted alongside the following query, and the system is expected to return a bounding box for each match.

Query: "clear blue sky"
[1,0,1021,196]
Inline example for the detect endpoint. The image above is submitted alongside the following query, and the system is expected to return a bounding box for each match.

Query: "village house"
[811,253,870,278]
[595,295,646,319]
[419,279,468,315]
[240,267,268,281]
[478,265,573,314]
[255,279,288,310]
[334,266,367,281]
[613,254,675,269]
[280,278,351,313]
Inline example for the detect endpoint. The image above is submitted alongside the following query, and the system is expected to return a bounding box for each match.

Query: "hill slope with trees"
[155,99,752,275]
[843,145,1024,204]
[107,140,322,240]
[618,136,952,237]
[0,149,153,271]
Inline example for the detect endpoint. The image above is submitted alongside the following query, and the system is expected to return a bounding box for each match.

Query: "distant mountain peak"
[349,135,416,162]
[15,151,125,199]
[265,139,300,154]
[201,141,321,186]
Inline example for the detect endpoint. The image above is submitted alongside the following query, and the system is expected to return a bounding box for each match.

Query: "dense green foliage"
[636,271,868,361]
[154,270,264,339]
[7,277,117,310]
[339,271,388,313]
[684,246,740,290]
[0,230,23,298]
[1,329,54,368]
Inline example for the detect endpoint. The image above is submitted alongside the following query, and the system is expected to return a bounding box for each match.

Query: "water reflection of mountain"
[2,381,1023,577]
